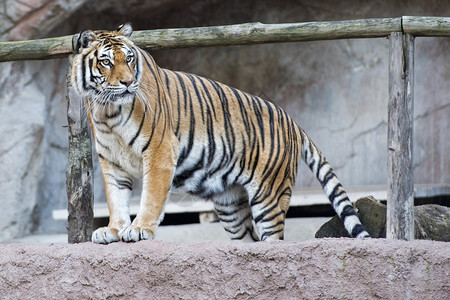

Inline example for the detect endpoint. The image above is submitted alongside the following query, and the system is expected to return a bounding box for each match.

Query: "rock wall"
[0,239,448,299]
[0,0,449,240]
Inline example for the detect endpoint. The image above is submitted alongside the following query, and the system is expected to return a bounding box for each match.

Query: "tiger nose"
[120,80,134,87]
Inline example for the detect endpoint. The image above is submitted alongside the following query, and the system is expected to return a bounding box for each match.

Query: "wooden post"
[387,32,415,240]
[66,76,94,243]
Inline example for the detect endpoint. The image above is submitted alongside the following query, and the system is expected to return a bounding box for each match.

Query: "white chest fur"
[90,104,144,178]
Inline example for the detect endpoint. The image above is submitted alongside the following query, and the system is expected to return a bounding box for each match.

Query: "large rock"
[0,61,46,241]
[0,0,86,240]
[0,239,448,299]
[415,205,450,241]
[315,196,450,241]
[0,0,85,41]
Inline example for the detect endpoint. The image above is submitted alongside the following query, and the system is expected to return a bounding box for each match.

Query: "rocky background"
[0,0,449,241]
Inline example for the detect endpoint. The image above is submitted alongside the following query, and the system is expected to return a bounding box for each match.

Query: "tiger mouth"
[104,90,135,102]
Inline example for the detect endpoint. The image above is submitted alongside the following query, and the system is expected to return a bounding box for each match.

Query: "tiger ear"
[116,23,133,37]
[73,30,97,54]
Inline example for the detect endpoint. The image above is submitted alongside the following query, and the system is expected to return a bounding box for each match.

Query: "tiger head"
[71,23,143,105]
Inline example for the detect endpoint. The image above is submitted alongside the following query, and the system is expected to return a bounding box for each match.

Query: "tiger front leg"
[120,143,178,243]
[92,157,133,244]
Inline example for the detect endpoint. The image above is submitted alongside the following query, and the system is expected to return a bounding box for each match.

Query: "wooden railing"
[1,16,449,242]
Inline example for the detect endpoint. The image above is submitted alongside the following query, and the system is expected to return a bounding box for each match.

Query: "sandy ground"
[0,237,448,299]
[7,217,331,244]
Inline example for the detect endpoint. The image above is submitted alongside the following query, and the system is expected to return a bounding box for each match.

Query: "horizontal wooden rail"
[131,18,401,49]
[402,16,450,36]
[0,16,449,62]
[0,35,72,62]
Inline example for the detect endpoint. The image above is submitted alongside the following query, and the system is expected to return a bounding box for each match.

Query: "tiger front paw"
[92,227,120,244]
[119,225,154,242]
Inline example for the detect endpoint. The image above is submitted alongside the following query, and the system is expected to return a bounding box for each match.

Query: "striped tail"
[300,129,370,238]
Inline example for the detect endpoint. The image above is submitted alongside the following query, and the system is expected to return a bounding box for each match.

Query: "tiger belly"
[171,140,249,201]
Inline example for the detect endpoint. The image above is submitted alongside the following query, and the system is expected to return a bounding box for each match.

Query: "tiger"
[71,23,370,244]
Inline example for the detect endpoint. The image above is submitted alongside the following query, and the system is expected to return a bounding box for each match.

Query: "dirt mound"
[0,239,448,299]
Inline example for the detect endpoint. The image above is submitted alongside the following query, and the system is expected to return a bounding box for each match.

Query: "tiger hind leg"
[212,185,258,242]
[249,193,289,242]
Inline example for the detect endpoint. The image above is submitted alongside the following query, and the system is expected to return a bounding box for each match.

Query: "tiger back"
[71,23,370,244]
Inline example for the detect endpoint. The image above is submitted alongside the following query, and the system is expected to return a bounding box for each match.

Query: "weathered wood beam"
[0,35,73,62]
[131,18,401,50]
[1,17,449,63]
[387,32,415,240]
[402,16,450,37]
[0,18,402,62]
[66,78,94,243]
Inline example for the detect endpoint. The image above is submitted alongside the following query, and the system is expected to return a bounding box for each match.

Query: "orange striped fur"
[71,24,369,244]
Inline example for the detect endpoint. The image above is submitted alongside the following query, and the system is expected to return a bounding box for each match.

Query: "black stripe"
[215,203,246,217]
[316,158,329,183]
[264,220,285,230]
[229,213,251,228]
[185,74,205,123]
[261,117,281,178]
[224,227,240,235]
[328,183,344,205]
[174,72,189,117]
[96,138,110,151]
[306,139,315,170]
[172,149,205,188]
[242,136,260,186]
[204,136,228,178]
[209,81,236,162]
[245,122,258,170]
[231,228,255,240]
[115,178,133,190]
[128,107,146,147]
[142,108,159,153]
[231,88,251,137]
[138,50,163,153]
[335,196,351,208]
[254,204,284,224]
[197,77,217,119]
[250,96,265,147]
[97,153,124,171]
[321,169,335,189]
[123,97,136,125]
[261,229,284,241]
[81,53,88,90]
[88,58,94,85]
[168,71,182,137]
[221,159,237,187]
[340,205,357,219]
[234,133,247,183]
[134,49,141,80]
[106,105,122,119]
[206,112,216,166]
[176,89,196,167]
[351,224,366,237]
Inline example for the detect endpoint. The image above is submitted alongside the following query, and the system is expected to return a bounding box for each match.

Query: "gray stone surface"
[0,239,448,299]
[0,0,448,241]
[6,217,331,244]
